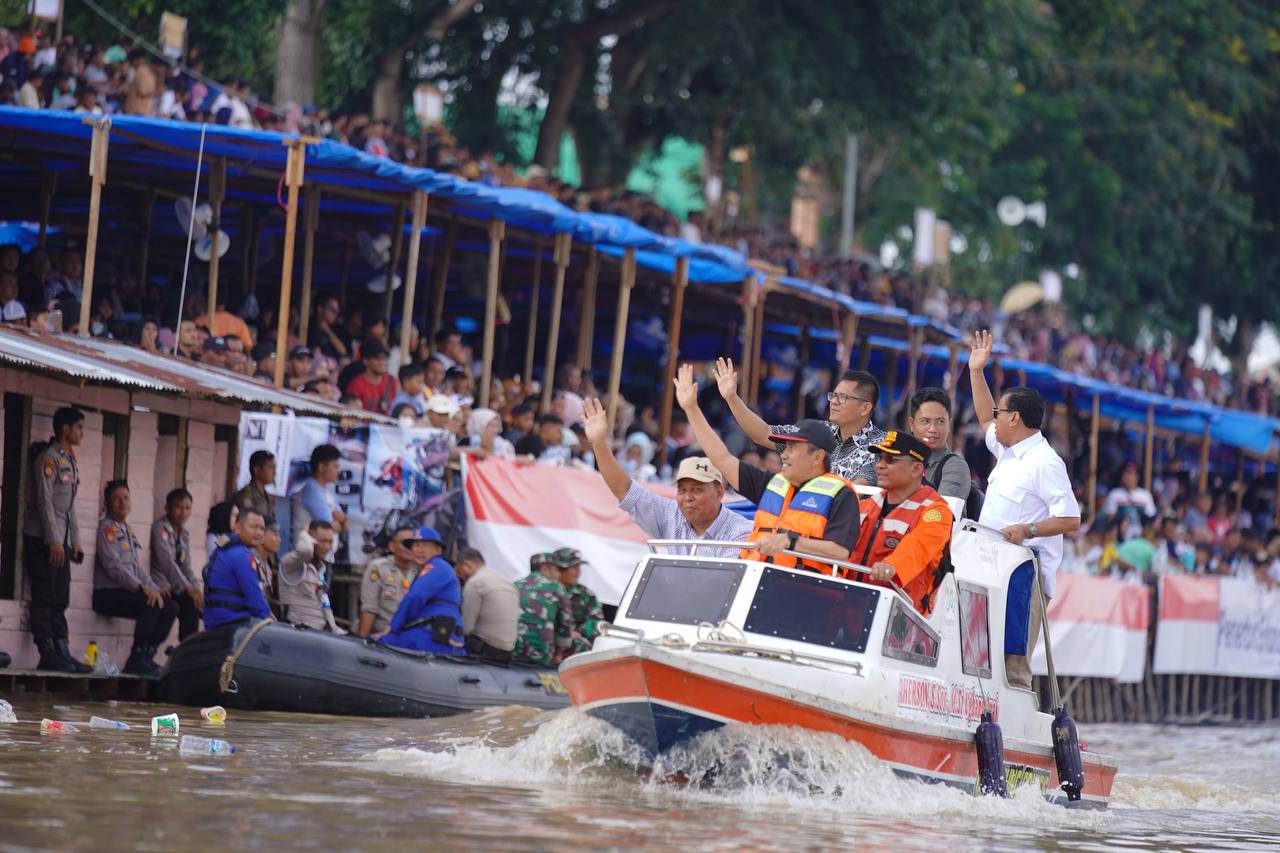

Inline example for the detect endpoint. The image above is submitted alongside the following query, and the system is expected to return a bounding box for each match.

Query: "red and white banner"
[1154,574,1280,678]
[463,457,654,605]
[1031,574,1150,683]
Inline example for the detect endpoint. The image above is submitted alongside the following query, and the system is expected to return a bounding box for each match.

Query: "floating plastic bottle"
[199,706,227,725]
[89,716,130,731]
[40,719,80,734]
[179,735,236,756]
[151,713,180,736]
[93,650,120,677]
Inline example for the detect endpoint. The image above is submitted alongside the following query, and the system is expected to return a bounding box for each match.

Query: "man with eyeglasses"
[970,329,1080,689]
[356,524,422,637]
[712,358,885,485]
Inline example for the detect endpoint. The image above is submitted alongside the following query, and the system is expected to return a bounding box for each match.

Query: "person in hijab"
[620,431,658,482]
[463,408,516,459]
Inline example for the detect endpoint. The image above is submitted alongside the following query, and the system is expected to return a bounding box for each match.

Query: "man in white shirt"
[1103,462,1157,540]
[969,330,1081,689]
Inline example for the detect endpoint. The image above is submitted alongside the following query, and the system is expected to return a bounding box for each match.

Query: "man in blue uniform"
[203,508,275,629]
[379,526,464,655]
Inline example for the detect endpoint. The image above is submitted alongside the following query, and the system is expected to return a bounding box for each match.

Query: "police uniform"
[512,571,573,667]
[359,555,418,635]
[203,535,274,629]
[92,513,179,675]
[22,440,83,670]
[150,517,202,640]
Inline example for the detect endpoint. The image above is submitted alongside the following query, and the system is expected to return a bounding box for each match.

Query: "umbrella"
[1000,280,1044,314]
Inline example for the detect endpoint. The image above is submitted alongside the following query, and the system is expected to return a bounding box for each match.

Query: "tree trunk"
[274,0,326,107]
[534,43,587,172]
[372,48,405,122]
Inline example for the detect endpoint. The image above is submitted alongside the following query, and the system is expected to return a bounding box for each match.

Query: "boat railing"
[643,539,913,605]
[597,621,866,675]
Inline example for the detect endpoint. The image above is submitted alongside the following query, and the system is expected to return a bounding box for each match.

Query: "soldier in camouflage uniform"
[550,547,605,657]
[512,552,574,667]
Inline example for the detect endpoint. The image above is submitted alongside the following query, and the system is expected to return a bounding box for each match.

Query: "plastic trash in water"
[89,716,130,731]
[0,699,16,724]
[93,650,120,677]
[40,719,80,734]
[150,713,180,736]
[199,706,227,725]
[179,735,236,756]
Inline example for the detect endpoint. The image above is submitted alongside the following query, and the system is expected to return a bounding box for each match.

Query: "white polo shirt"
[979,424,1080,597]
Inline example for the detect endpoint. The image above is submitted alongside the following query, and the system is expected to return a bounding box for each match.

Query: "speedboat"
[558,520,1118,807]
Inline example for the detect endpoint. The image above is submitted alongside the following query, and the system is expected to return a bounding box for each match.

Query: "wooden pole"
[241,205,254,300]
[794,326,811,419]
[397,190,429,365]
[1198,420,1211,494]
[297,186,321,347]
[137,188,154,292]
[382,198,408,329]
[946,343,959,414]
[205,157,226,324]
[430,216,456,337]
[78,116,111,338]
[38,170,56,251]
[1144,404,1155,492]
[523,237,545,384]
[839,312,859,372]
[906,327,922,401]
[541,232,572,412]
[272,139,307,388]
[740,275,756,407]
[576,248,599,371]
[1088,393,1101,521]
[658,256,688,470]
[751,288,766,404]
[606,248,637,427]
[338,241,351,308]
[1273,451,1280,532]
[479,218,505,409]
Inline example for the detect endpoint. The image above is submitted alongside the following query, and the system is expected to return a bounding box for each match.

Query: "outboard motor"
[1051,705,1084,802]
[974,710,1007,797]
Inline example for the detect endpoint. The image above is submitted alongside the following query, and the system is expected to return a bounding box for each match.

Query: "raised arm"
[674,364,741,491]
[713,357,774,448]
[582,397,631,501]
[969,329,996,433]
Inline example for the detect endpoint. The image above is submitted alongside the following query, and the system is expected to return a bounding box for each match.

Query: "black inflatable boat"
[157,621,571,717]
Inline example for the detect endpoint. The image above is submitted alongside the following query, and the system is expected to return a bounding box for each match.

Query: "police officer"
[91,481,180,675]
[23,406,90,672]
[355,525,421,637]
[202,508,275,629]
[150,487,204,641]
[512,552,574,667]
[552,548,603,657]
[379,527,464,654]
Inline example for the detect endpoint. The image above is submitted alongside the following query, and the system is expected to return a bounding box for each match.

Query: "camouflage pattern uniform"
[512,572,573,666]
[565,583,605,655]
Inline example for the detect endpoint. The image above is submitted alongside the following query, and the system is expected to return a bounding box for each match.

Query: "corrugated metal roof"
[0,326,389,422]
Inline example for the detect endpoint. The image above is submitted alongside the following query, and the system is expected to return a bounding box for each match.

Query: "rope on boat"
[218,619,274,694]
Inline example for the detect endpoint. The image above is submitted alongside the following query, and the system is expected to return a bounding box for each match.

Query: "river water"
[1,695,1278,851]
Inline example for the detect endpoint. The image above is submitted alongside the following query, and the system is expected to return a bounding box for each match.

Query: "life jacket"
[203,537,261,623]
[742,472,855,575]
[850,484,953,614]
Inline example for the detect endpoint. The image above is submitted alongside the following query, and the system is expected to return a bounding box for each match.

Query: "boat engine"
[1051,706,1084,802]
[974,710,1008,797]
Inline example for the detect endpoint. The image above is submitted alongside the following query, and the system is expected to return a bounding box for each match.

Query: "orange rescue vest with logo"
[743,472,855,575]
[849,484,953,613]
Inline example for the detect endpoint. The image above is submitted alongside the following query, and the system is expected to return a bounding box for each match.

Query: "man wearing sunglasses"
[970,329,1080,689]
[712,357,884,485]
[355,524,422,637]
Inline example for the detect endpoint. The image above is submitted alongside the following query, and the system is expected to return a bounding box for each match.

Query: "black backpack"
[927,451,984,521]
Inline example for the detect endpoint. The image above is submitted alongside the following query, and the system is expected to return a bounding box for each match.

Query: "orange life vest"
[850,484,953,613]
[742,472,855,575]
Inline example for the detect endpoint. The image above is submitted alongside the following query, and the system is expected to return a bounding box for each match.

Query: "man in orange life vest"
[674,364,860,571]
[851,431,954,613]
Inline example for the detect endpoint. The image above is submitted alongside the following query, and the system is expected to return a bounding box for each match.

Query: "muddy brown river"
[1,695,1278,850]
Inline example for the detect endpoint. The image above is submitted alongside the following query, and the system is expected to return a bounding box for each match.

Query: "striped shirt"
[618,482,754,557]
[769,419,885,484]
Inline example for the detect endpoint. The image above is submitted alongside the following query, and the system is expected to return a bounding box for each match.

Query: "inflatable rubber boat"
[158,621,570,717]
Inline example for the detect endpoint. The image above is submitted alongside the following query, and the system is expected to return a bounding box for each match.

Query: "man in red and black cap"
[850,430,954,614]
[674,364,860,574]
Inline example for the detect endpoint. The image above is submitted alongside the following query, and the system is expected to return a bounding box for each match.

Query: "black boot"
[54,639,92,674]
[123,644,162,677]
[35,637,77,672]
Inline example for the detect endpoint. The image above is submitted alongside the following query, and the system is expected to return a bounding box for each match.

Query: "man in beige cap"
[582,397,752,556]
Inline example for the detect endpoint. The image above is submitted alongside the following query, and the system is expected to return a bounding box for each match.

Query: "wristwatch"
[1028,523,1039,538]
[786,530,800,550]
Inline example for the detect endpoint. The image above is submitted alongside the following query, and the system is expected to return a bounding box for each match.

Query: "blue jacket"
[379,556,464,655]
[203,536,274,629]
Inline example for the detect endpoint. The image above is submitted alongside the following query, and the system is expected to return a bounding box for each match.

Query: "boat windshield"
[743,568,880,653]
[625,558,745,625]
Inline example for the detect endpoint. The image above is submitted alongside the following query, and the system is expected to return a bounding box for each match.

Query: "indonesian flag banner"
[1031,574,1150,683]
[463,457,653,605]
[1153,574,1280,678]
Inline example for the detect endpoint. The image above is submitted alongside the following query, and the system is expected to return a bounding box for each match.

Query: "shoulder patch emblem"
[923,508,943,523]
[368,569,380,583]
[43,460,56,477]
[104,527,116,543]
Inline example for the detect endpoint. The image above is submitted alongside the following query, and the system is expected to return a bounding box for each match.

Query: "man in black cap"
[851,430,954,613]
[251,341,276,383]
[674,364,859,574]
[286,346,313,388]
[200,336,229,369]
[344,339,398,415]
